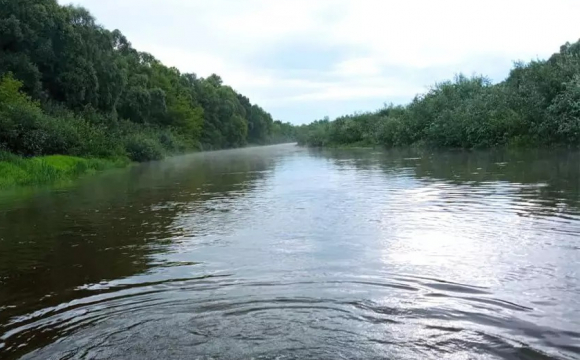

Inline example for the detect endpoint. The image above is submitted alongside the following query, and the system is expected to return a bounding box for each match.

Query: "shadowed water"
[0,144,579,359]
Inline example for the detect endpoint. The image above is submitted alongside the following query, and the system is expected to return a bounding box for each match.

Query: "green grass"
[0,152,130,188]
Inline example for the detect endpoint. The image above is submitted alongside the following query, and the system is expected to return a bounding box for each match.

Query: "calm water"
[0,144,579,360]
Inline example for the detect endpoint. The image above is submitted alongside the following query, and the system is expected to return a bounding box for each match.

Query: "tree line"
[297,40,580,149]
[0,0,296,162]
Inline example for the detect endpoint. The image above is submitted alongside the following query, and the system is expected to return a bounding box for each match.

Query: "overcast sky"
[63,0,580,124]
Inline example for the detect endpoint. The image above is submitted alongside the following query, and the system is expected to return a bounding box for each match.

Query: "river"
[0,144,579,359]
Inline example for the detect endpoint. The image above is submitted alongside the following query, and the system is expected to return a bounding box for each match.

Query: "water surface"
[1,145,579,359]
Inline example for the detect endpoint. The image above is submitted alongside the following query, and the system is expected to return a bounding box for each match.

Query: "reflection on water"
[0,145,579,359]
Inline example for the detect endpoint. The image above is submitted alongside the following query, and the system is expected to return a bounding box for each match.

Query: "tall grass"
[0,151,129,188]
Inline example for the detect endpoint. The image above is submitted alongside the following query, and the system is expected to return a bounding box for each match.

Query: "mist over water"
[1,144,579,359]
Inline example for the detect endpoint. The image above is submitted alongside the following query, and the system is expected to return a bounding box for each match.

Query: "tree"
[0,0,288,160]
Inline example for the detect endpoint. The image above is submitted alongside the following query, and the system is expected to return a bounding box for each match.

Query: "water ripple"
[1,147,579,359]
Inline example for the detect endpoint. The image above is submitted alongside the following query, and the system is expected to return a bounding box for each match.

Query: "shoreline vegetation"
[0,152,128,188]
[2,2,579,188]
[296,40,580,149]
[0,1,295,188]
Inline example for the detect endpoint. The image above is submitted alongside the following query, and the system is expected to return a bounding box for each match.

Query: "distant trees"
[270,120,297,144]
[297,41,580,148]
[0,0,293,161]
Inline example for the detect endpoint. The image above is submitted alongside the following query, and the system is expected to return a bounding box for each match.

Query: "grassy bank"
[0,152,129,188]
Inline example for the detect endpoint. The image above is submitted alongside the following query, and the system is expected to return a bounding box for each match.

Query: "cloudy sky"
[63,0,579,124]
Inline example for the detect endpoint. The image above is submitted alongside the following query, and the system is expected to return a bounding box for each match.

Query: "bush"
[297,69,580,149]
[124,135,164,162]
[0,74,200,165]
[545,77,580,145]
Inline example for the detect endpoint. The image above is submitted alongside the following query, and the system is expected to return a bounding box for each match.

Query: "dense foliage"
[297,41,580,148]
[0,0,295,162]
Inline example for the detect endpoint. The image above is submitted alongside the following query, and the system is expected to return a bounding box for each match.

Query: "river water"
[0,144,579,360]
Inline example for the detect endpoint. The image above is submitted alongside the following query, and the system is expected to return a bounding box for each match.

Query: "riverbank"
[0,152,130,188]
[0,144,300,189]
[298,141,579,151]
[295,40,580,149]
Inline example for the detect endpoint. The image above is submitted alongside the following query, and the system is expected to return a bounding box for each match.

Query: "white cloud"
[334,58,383,77]
[62,0,580,123]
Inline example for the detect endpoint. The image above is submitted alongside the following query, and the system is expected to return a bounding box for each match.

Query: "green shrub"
[124,135,164,162]
[297,69,580,149]
[0,74,198,164]
[545,77,580,145]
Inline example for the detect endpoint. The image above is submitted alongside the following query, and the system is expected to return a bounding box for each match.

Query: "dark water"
[0,145,579,360]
